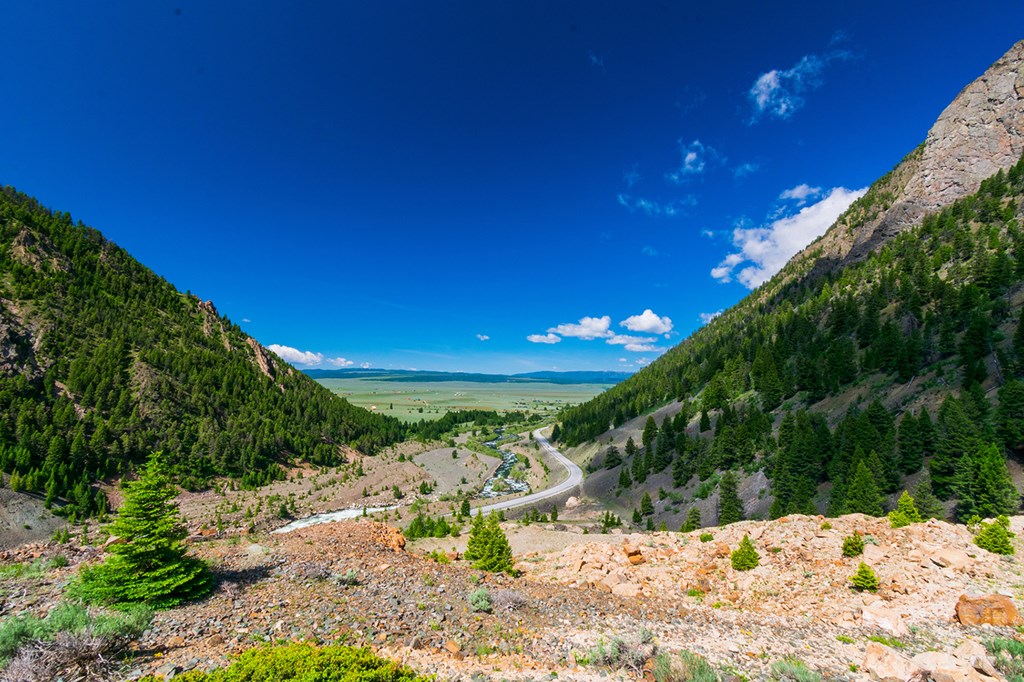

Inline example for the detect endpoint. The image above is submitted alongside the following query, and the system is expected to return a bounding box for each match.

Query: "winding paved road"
[473,428,582,515]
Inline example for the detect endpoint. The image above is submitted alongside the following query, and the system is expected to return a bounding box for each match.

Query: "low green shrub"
[974,516,1015,555]
[652,649,720,682]
[730,535,759,571]
[142,643,431,681]
[849,562,879,592]
[769,657,822,682]
[467,588,491,613]
[699,533,713,543]
[988,637,1024,682]
[841,533,864,557]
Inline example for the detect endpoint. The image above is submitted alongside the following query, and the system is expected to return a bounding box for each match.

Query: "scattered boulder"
[862,641,922,681]
[955,594,1021,626]
[862,601,910,637]
[565,496,580,509]
[931,547,973,571]
[623,544,645,566]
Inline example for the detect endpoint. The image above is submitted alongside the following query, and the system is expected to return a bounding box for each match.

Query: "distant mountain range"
[304,368,632,385]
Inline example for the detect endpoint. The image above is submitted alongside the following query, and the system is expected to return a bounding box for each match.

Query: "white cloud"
[699,310,723,324]
[617,193,695,217]
[748,47,852,122]
[779,183,821,204]
[476,334,490,341]
[326,357,354,367]
[267,344,325,366]
[711,186,867,288]
[620,309,673,335]
[527,333,561,344]
[641,246,658,257]
[606,333,656,346]
[733,162,760,179]
[360,362,371,369]
[241,318,252,323]
[548,315,612,340]
[666,139,720,184]
[625,343,663,353]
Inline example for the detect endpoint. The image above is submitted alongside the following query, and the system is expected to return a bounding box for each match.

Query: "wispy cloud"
[617,193,695,217]
[748,44,852,122]
[699,310,723,324]
[641,246,658,257]
[711,185,867,288]
[733,162,760,179]
[476,334,490,341]
[620,309,673,336]
[527,333,561,344]
[623,164,641,188]
[588,50,605,69]
[327,357,354,367]
[665,139,720,184]
[779,183,821,204]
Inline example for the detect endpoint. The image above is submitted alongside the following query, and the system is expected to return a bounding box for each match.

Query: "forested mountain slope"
[558,41,1024,523]
[0,187,403,517]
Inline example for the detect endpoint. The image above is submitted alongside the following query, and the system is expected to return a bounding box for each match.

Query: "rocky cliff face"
[792,40,1024,278]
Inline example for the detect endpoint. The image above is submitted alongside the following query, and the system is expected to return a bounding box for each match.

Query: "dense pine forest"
[0,187,406,518]
[558,153,1024,521]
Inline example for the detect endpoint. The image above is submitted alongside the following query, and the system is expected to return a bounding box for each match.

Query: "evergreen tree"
[931,397,977,498]
[618,466,632,488]
[604,445,622,469]
[471,513,516,574]
[72,452,211,608]
[624,437,638,458]
[896,411,923,474]
[640,491,654,516]
[699,409,711,432]
[843,460,883,516]
[887,490,923,527]
[730,535,759,571]
[642,416,658,454]
[955,442,1019,521]
[681,507,701,532]
[459,498,471,517]
[717,471,744,525]
[464,511,487,562]
[911,472,945,520]
[997,379,1024,453]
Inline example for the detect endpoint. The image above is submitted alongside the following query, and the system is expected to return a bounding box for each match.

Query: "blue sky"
[2,3,1022,373]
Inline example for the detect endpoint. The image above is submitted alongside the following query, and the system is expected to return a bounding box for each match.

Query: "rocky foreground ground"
[1,514,1022,681]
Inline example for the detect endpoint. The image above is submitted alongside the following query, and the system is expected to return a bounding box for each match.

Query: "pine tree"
[604,445,622,469]
[911,471,945,519]
[955,442,1019,521]
[624,437,638,458]
[730,535,759,571]
[464,510,487,562]
[849,562,879,591]
[72,452,211,608]
[640,491,654,516]
[997,379,1024,453]
[642,416,658,454]
[931,397,977,498]
[459,498,471,517]
[896,411,923,474]
[887,490,922,527]
[974,515,1015,555]
[681,507,701,532]
[472,513,515,574]
[699,409,711,432]
[618,466,632,488]
[717,471,744,525]
[843,460,883,516]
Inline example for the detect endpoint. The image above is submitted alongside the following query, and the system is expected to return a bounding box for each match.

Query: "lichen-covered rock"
[955,594,1022,626]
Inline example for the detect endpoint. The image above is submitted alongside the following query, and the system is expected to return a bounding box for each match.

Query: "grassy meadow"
[316,377,610,423]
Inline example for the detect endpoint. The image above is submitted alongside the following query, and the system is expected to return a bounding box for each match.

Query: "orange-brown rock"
[624,544,645,565]
[955,594,1021,626]
[713,542,730,558]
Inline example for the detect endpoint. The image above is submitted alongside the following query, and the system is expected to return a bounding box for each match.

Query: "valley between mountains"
[3,31,1024,682]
